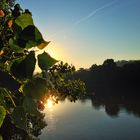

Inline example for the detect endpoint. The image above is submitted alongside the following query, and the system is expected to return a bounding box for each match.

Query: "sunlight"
[47,98,54,108]
[45,42,61,61]
[34,42,62,73]
[45,96,56,109]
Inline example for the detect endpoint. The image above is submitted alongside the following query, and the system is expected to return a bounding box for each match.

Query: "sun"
[44,42,65,61]
[47,98,54,108]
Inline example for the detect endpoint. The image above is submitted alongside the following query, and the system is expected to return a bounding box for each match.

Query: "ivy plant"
[0,0,86,139]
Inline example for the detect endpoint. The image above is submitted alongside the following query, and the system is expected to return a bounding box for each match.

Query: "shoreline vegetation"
[0,0,139,139]
[74,59,140,118]
[71,59,140,97]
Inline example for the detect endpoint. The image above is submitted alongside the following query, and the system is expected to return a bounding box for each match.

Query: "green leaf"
[11,107,27,130]
[0,135,3,140]
[0,70,20,92]
[37,41,50,50]
[0,89,6,107]
[38,51,58,71]
[12,22,22,37]
[0,106,6,128]
[10,51,36,79]
[15,13,34,30]
[11,21,48,50]
[23,96,41,116]
[18,25,47,49]
[0,88,11,109]
[9,38,24,53]
[23,77,48,100]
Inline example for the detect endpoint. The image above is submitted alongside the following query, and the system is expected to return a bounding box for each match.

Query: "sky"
[17,0,140,69]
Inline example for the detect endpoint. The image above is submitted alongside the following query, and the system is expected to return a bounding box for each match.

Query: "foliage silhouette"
[87,94,140,118]
[0,0,86,139]
[73,59,140,96]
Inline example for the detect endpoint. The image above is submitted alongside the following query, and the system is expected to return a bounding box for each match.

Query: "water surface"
[39,97,140,140]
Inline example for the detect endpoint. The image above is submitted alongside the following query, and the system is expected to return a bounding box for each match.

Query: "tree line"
[72,59,140,96]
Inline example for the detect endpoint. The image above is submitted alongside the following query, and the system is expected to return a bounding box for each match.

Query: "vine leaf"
[0,92,6,108]
[0,106,6,128]
[37,41,50,50]
[0,88,11,109]
[11,107,27,131]
[11,14,49,50]
[10,25,48,50]
[0,135,2,140]
[0,70,21,92]
[12,22,22,39]
[9,38,24,53]
[23,77,48,100]
[18,25,44,49]
[10,51,36,79]
[15,13,33,30]
[23,96,41,116]
[38,51,58,71]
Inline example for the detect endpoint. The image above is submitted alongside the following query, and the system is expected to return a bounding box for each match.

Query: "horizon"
[17,0,140,69]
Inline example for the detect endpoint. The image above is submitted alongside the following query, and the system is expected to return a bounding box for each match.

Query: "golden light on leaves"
[47,99,54,108]
[37,41,50,50]
[45,96,56,109]
[0,50,4,56]
[45,42,63,61]
[0,10,5,17]
[8,20,13,28]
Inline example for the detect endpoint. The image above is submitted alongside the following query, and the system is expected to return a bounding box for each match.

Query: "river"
[39,96,140,140]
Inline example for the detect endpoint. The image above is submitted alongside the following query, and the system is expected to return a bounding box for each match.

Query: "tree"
[103,59,116,68]
[0,1,86,139]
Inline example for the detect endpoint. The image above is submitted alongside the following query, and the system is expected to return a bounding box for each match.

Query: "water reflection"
[44,96,57,110]
[46,99,55,109]
[40,94,140,140]
[81,95,140,118]
[43,107,56,134]
[44,94,140,120]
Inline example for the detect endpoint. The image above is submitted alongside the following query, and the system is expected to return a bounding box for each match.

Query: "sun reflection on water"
[47,98,54,108]
[45,96,56,110]
[43,97,57,132]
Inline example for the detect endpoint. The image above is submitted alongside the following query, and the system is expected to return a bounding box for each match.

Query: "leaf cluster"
[0,1,86,139]
[0,1,51,139]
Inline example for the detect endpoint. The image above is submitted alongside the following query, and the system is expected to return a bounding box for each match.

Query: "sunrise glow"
[45,96,56,109]
[47,98,54,108]
[44,42,63,61]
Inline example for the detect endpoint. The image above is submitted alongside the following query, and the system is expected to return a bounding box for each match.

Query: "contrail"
[48,0,118,39]
[75,0,117,25]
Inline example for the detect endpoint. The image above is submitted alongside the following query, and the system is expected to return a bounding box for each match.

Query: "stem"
[4,88,16,108]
